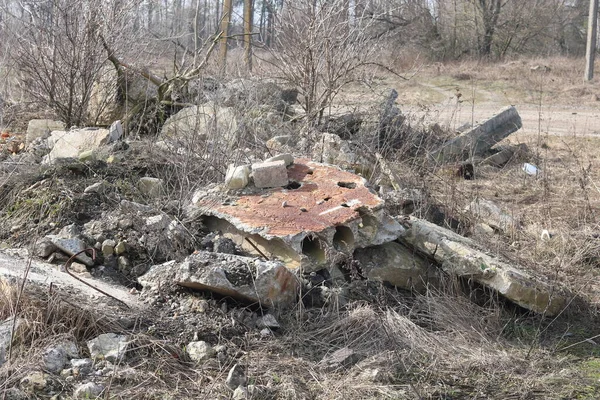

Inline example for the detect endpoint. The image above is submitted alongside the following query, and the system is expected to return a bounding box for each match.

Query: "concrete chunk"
[139,252,299,307]
[225,164,251,189]
[252,159,288,188]
[430,106,522,162]
[398,216,566,315]
[26,119,65,145]
[354,242,437,292]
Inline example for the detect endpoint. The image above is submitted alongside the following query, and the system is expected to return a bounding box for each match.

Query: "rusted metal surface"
[199,159,383,237]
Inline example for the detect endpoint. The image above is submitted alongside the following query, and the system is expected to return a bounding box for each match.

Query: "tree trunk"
[219,0,233,72]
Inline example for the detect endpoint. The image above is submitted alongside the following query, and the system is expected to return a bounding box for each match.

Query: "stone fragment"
[102,239,116,257]
[70,358,93,376]
[46,236,94,266]
[108,120,123,143]
[256,314,280,329]
[43,127,111,163]
[430,106,522,162]
[264,153,294,167]
[20,372,49,394]
[252,159,288,188]
[0,317,24,367]
[114,241,127,255]
[84,181,108,194]
[138,177,164,198]
[353,242,436,292]
[187,341,216,363]
[87,333,130,362]
[225,164,251,190]
[226,364,247,389]
[26,119,65,145]
[35,239,58,258]
[398,216,567,315]
[43,341,79,374]
[74,382,104,399]
[69,262,88,274]
[466,198,518,233]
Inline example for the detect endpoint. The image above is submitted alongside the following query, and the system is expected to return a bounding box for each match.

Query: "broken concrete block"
[264,153,294,167]
[78,149,96,162]
[84,181,108,194]
[482,143,528,168]
[252,159,288,188]
[140,252,299,307]
[466,198,518,233]
[138,177,164,198]
[353,242,437,292]
[43,128,111,163]
[191,160,405,272]
[46,236,94,266]
[26,119,65,145]
[430,106,522,162]
[226,364,247,389]
[398,216,566,315]
[225,164,251,190]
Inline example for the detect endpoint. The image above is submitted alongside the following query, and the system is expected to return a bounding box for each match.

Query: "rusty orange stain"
[199,159,383,237]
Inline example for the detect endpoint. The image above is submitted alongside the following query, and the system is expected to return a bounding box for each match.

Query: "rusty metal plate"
[199,159,383,237]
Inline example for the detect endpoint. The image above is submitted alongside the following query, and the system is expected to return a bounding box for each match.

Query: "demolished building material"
[191,159,404,272]
[482,143,529,168]
[398,216,566,315]
[466,198,518,233]
[353,242,438,292]
[139,251,299,307]
[430,106,522,163]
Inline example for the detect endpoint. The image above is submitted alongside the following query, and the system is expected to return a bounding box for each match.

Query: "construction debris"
[430,106,522,162]
[398,216,566,315]
[191,159,404,272]
[139,251,299,307]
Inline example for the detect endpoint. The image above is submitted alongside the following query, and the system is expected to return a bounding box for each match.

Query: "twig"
[63,249,130,309]
[7,254,34,363]
[557,333,600,352]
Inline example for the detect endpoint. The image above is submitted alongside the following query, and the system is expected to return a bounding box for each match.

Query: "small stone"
[69,262,88,274]
[1,317,24,367]
[146,214,170,230]
[108,120,123,142]
[233,386,248,400]
[70,358,93,376]
[87,333,129,362]
[187,341,216,363]
[138,177,164,198]
[226,363,247,389]
[84,181,108,194]
[256,314,280,329]
[260,328,272,337]
[117,219,133,230]
[115,242,127,256]
[117,256,131,273]
[102,239,116,257]
[225,164,251,190]
[20,372,49,393]
[74,382,104,399]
